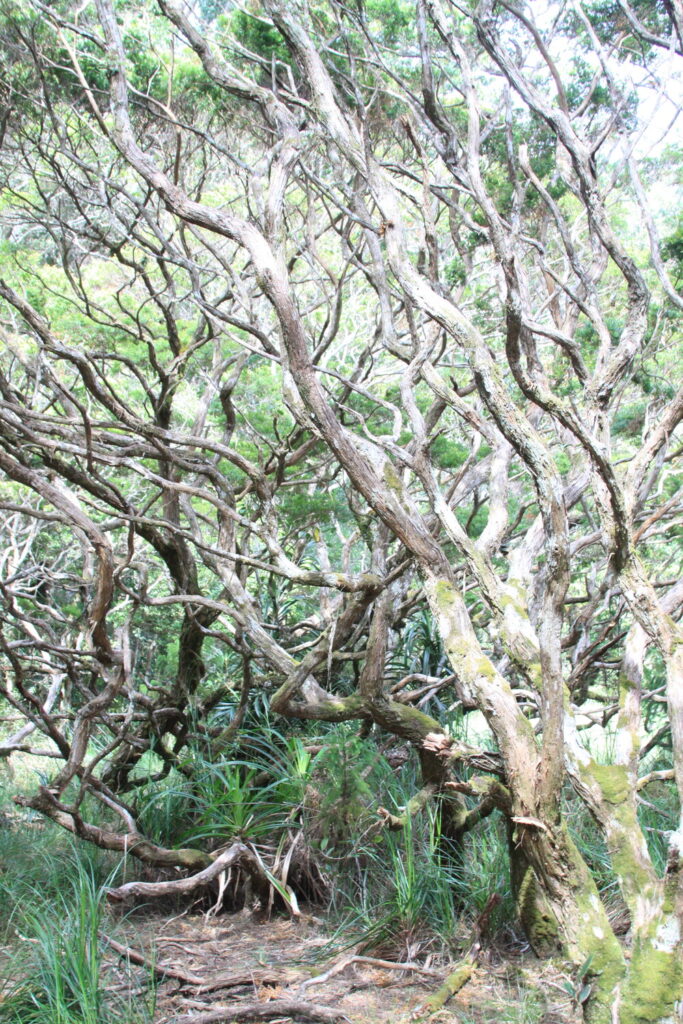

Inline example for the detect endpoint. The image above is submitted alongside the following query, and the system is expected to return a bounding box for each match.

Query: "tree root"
[197,970,296,995]
[106,842,270,903]
[102,934,204,986]
[103,932,299,994]
[169,999,347,1023]
[299,954,442,991]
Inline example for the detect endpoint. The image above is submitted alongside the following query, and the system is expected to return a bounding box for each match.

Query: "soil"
[105,908,580,1024]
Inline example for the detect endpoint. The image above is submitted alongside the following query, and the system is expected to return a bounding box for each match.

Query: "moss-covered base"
[618,938,683,1024]
[514,863,563,958]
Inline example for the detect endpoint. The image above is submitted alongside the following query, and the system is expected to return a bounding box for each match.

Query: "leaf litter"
[104,909,580,1024]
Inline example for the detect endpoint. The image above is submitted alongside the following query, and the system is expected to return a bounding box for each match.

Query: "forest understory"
[0,810,584,1024]
[0,727,674,1024]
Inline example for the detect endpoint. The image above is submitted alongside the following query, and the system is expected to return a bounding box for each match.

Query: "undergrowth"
[2,715,678,986]
[0,858,156,1024]
[0,782,155,1023]
[133,719,519,957]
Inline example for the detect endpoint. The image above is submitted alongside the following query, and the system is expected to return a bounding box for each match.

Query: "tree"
[0,0,682,1019]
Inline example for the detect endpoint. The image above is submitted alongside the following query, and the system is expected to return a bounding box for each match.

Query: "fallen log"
[420,959,474,1014]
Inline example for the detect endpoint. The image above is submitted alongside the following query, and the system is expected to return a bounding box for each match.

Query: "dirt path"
[107,910,578,1024]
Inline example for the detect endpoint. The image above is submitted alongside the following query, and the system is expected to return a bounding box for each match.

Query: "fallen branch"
[106,842,270,903]
[169,998,347,1023]
[300,954,441,991]
[102,935,204,986]
[350,956,441,976]
[418,960,474,1016]
[198,969,298,994]
[411,892,501,1018]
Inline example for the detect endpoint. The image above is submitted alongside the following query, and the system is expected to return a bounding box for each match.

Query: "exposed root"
[299,955,442,991]
[168,998,348,1023]
[106,842,270,904]
[102,934,204,986]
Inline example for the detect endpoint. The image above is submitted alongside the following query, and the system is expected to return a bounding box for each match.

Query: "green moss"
[589,762,630,805]
[424,960,474,1013]
[328,694,366,714]
[499,588,528,616]
[370,698,441,742]
[562,833,625,1022]
[620,941,683,1024]
[515,865,562,957]
[383,461,403,492]
[434,579,457,610]
[175,848,211,869]
[604,804,656,896]
[431,578,509,688]
[442,631,498,682]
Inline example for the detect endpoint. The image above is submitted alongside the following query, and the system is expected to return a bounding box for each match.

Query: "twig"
[300,955,441,991]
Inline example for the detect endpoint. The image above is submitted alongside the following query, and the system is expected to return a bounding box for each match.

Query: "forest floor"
[105,907,580,1024]
[0,773,581,1024]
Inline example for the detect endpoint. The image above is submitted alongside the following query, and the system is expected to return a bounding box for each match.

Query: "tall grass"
[0,808,155,1024]
[299,726,516,956]
[2,862,104,1024]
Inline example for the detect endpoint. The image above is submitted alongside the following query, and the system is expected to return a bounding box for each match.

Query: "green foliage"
[354,816,461,957]
[310,729,375,847]
[613,400,647,438]
[0,829,154,1024]
[562,955,595,1010]
[364,0,413,46]
[0,801,117,940]
[138,741,302,849]
[430,435,469,470]
[662,221,683,284]
[389,608,448,680]
[444,256,467,289]
[582,0,670,53]
[526,114,557,181]
[451,817,516,933]
[136,722,517,954]
[229,11,290,65]
[2,866,105,1024]
[198,0,225,21]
